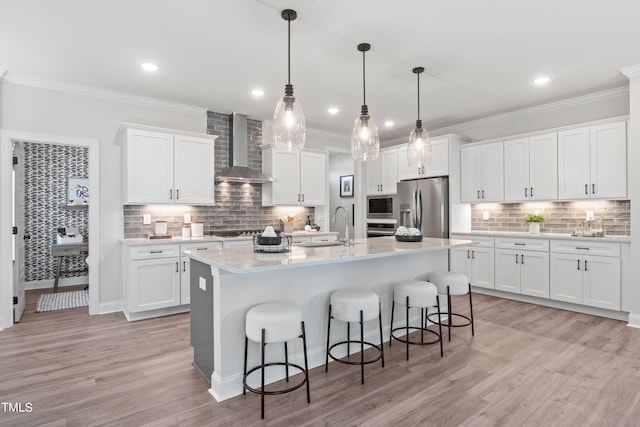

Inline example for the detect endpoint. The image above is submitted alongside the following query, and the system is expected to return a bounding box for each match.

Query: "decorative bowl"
[395,235,423,242]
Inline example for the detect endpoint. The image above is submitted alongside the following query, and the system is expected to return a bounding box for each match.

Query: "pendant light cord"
[287,16,291,85]
[416,71,420,120]
[362,49,366,105]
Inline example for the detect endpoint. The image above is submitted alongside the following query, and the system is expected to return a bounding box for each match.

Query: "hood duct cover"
[215,113,276,183]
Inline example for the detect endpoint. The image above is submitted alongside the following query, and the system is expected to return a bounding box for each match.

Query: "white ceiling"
[1,0,638,140]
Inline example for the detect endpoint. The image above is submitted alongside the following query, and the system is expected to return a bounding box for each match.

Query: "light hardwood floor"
[2,288,640,426]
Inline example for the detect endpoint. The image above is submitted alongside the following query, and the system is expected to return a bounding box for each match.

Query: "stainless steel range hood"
[215,113,276,183]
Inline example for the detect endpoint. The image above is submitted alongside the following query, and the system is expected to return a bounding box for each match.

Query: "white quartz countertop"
[451,230,630,243]
[122,231,339,246]
[185,236,472,273]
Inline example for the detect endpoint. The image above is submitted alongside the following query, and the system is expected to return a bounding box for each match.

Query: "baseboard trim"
[627,313,640,328]
[26,276,88,290]
[98,300,122,315]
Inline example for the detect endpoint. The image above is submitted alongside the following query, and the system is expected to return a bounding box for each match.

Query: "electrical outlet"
[143,214,151,225]
[482,211,490,220]
[184,213,191,224]
[199,277,206,291]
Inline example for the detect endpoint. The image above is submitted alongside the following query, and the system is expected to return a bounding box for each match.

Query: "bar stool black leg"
[421,307,425,342]
[436,295,443,357]
[468,283,475,337]
[447,286,452,342]
[284,342,289,381]
[243,335,248,395]
[325,305,332,372]
[301,321,311,403]
[378,302,384,367]
[360,309,364,385]
[389,298,395,346]
[261,328,266,420]
[347,322,351,357]
[405,295,410,361]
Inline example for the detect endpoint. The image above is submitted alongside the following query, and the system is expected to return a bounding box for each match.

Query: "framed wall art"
[340,175,354,197]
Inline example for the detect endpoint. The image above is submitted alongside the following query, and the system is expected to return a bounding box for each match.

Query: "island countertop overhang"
[184,236,474,274]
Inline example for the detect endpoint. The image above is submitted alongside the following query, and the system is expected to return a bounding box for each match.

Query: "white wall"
[328,152,355,239]
[0,81,206,310]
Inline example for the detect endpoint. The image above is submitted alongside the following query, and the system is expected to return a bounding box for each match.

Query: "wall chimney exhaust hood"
[215,113,276,183]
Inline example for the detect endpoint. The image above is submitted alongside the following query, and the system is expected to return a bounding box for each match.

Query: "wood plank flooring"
[2,289,640,426]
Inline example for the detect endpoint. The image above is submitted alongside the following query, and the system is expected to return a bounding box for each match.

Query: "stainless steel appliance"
[367,195,398,219]
[366,220,397,237]
[397,177,449,238]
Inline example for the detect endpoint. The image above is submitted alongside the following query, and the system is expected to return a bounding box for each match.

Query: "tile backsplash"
[123,111,314,238]
[471,200,630,235]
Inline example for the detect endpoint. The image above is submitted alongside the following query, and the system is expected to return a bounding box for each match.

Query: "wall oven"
[367,195,397,219]
[366,219,397,238]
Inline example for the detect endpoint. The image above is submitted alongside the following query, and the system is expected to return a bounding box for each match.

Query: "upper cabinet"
[397,137,449,180]
[460,141,504,203]
[558,121,627,199]
[504,133,558,201]
[122,124,217,205]
[365,146,398,195]
[262,147,326,206]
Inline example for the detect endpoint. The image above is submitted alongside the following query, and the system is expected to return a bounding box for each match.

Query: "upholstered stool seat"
[325,289,384,384]
[389,280,443,360]
[243,302,310,420]
[427,271,474,341]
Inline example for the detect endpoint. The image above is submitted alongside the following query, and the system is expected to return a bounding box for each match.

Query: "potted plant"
[525,213,544,234]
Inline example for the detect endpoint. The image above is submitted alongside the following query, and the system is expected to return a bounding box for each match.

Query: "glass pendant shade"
[351,109,380,161]
[273,9,305,153]
[407,124,431,167]
[273,88,305,153]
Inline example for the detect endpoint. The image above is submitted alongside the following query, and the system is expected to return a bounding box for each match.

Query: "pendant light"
[273,9,306,153]
[351,43,379,161]
[407,66,431,170]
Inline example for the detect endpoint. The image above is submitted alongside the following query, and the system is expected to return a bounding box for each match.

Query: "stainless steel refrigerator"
[397,177,449,238]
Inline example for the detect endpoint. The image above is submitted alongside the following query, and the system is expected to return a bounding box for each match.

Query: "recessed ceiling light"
[384,121,395,127]
[328,107,340,115]
[533,76,551,86]
[251,89,264,97]
[141,62,159,72]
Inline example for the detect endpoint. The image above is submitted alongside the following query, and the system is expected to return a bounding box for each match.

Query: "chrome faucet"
[332,205,350,246]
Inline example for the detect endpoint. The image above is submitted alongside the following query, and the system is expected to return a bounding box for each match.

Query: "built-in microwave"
[367,195,397,219]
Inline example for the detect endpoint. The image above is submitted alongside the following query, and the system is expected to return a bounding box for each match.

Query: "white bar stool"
[243,302,310,420]
[389,280,443,360]
[427,271,474,341]
[325,289,384,384]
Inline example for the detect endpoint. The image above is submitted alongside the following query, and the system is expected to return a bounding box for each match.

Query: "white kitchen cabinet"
[504,133,557,201]
[122,124,216,205]
[494,238,550,298]
[449,235,494,289]
[557,121,627,200]
[262,148,326,206]
[397,137,449,180]
[180,242,223,305]
[549,241,620,310]
[460,141,504,203]
[366,146,398,195]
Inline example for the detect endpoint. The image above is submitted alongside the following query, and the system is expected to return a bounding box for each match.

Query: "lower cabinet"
[449,235,494,289]
[494,238,549,298]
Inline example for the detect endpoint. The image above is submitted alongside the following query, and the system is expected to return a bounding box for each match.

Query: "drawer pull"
[514,243,526,246]
[196,247,208,251]
[150,250,163,254]
[576,247,590,250]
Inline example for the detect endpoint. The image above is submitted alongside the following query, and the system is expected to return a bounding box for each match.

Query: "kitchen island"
[185,236,472,402]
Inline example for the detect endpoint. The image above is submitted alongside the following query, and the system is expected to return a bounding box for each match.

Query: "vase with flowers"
[525,213,544,234]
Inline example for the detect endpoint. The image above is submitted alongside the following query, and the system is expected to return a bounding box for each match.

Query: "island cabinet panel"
[449,235,494,289]
[122,124,216,205]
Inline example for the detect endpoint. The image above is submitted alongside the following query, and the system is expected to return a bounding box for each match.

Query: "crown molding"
[430,86,630,136]
[0,72,207,116]
[621,65,640,79]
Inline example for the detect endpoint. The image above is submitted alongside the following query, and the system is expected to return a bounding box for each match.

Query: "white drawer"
[129,245,180,260]
[291,236,311,244]
[181,242,222,253]
[311,234,337,242]
[452,234,494,248]
[550,240,620,257]
[495,237,549,252]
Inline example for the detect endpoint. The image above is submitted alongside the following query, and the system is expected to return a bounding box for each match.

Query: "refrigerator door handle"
[416,188,423,231]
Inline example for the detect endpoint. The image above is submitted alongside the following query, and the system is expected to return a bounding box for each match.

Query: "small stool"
[389,280,443,360]
[325,289,384,384]
[427,271,474,341]
[243,302,310,420]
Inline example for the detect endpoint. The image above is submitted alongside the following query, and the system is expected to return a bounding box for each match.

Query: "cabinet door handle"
[530,187,534,197]
[524,187,528,197]
[592,183,595,194]
[521,254,525,264]
[182,261,186,272]
[467,250,470,259]
[515,254,519,264]
[481,190,485,199]
[584,184,588,195]
[577,259,581,270]
[301,194,304,202]
[175,262,179,273]
[584,260,588,271]
[170,189,173,199]
[176,189,179,200]
[297,194,300,202]
[150,250,163,254]
[471,250,475,259]
[477,190,480,199]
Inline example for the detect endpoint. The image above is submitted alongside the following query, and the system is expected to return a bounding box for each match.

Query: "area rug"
[36,290,89,312]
